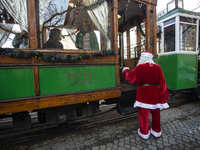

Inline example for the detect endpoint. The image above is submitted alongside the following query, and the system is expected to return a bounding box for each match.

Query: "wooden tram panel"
[0,50,120,115]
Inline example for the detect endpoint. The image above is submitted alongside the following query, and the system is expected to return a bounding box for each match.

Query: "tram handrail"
[123,41,145,60]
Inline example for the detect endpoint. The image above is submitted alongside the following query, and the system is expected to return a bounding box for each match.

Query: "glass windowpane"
[164,24,175,52]
[179,24,196,51]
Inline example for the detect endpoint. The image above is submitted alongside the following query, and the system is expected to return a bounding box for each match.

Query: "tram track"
[0,107,137,148]
[0,94,195,148]
[75,112,138,129]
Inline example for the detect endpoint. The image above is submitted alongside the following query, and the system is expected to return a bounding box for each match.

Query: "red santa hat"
[141,51,153,59]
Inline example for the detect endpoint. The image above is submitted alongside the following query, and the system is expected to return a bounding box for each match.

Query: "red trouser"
[137,107,161,135]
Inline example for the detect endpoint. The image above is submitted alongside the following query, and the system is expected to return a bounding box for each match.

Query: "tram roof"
[118,0,143,26]
[157,8,200,22]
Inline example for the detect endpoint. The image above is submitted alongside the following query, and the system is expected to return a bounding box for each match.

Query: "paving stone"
[100,145,106,149]
[113,140,119,145]
[131,138,136,143]
[113,144,118,149]
[105,147,112,150]
[141,143,148,148]
[136,145,143,149]
[119,142,124,147]
[169,139,176,145]
[131,146,139,150]
[125,137,130,141]
[189,137,196,142]
[163,147,171,150]
[130,142,136,147]
[107,143,113,147]
[157,143,164,149]
[163,143,171,147]
[118,147,126,150]
[92,146,100,150]
[125,140,130,145]
[148,145,157,150]
[125,144,131,149]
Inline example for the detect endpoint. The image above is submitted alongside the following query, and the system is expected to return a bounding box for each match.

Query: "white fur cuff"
[151,128,162,137]
[138,129,150,139]
[122,67,129,73]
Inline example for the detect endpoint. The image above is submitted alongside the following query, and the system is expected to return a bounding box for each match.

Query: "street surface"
[1,93,200,150]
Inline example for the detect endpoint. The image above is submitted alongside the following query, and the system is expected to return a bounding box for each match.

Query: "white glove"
[122,67,130,73]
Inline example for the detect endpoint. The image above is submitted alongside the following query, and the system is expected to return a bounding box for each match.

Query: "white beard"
[137,56,156,66]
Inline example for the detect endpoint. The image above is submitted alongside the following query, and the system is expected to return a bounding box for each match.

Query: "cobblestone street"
[1,94,200,150]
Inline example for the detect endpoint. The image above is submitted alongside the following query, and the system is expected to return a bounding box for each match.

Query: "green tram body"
[155,9,200,92]
[0,66,116,100]
[155,54,197,90]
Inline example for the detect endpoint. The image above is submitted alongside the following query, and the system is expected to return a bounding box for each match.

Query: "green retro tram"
[0,0,158,131]
[155,0,200,98]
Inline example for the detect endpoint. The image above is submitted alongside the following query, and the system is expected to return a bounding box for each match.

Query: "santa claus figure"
[122,51,170,139]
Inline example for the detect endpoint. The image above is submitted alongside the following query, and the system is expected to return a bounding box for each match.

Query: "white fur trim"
[151,128,162,137]
[122,67,130,73]
[141,51,153,59]
[138,129,150,139]
[134,101,169,110]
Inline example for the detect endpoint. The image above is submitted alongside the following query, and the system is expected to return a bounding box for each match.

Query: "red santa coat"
[123,62,170,110]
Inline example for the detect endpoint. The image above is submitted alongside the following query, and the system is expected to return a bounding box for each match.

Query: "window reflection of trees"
[0,0,111,51]
[179,24,196,51]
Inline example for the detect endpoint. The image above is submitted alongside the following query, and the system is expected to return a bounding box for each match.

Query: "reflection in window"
[157,25,162,53]
[164,24,175,52]
[43,0,111,51]
[123,32,127,59]
[0,0,111,51]
[180,17,196,24]
[164,18,175,26]
[130,27,137,58]
[157,37,162,53]
[0,0,28,48]
[61,28,77,49]
[157,36,162,53]
[179,24,196,51]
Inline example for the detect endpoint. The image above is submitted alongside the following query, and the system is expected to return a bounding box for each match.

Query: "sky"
[157,0,200,13]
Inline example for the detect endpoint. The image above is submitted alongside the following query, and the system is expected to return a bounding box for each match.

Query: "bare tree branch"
[0,24,16,34]
[43,9,68,26]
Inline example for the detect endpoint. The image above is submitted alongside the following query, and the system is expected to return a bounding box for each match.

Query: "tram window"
[123,31,127,59]
[164,18,175,26]
[41,0,111,50]
[180,17,196,24]
[179,24,196,51]
[157,25,162,53]
[164,24,175,52]
[0,1,29,49]
[0,1,111,50]
[157,37,162,53]
[157,36,162,54]
[130,27,137,58]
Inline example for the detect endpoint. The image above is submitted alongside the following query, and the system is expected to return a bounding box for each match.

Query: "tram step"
[117,90,137,115]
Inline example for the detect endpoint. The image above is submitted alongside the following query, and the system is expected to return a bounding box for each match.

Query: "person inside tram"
[44,28,63,49]
[75,22,99,50]
[12,30,29,48]
[122,51,170,139]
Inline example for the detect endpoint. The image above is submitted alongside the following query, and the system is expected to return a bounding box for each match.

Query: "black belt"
[138,84,158,86]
